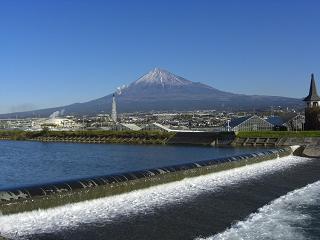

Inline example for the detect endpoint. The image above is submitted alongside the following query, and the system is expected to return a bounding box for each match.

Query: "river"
[0,141,319,240]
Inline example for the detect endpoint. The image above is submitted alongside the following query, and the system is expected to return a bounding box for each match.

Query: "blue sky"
[0,0,319,113]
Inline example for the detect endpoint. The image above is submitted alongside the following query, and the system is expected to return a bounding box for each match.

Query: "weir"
[0,147,292,215]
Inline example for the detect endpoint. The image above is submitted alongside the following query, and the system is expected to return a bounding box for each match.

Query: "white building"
[141,123,171,132]
[111,123,141,131]
[41,118,81,130]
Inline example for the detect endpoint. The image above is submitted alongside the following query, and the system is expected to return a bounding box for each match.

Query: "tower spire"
[304,73,320,102]
[304,73,320,130]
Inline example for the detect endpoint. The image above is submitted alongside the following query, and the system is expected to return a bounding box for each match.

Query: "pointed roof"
[304,74,320,101]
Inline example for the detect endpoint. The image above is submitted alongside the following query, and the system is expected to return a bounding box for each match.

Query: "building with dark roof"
[304,74,320,130]
[225,115,273,132]
[266,113,305,131]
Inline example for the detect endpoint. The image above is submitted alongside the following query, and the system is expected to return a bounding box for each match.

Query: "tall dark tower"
[304,74,320,130]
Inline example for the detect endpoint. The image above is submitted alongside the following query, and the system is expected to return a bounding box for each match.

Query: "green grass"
[0,129,176,144]
[237,131,320,138]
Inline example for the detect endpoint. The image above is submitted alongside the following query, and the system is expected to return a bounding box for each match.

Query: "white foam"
[199,181,320,240]
[0,156,311,239]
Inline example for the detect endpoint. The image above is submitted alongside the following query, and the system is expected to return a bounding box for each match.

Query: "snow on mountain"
[132,68,193,87]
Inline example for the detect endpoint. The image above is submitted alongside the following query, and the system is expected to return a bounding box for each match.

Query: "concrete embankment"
[30,135,171,145]
[233,137,320,158]
[286,138,320,158]
[301,145,320,158]
[0,130,175,145]
[0,147,291,215]
[233,136,320,147]
[0,131,236,146]
[167,132,235,146]
[31,132,236,146]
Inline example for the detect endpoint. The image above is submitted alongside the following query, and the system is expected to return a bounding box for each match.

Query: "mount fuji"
[0,68,302,118]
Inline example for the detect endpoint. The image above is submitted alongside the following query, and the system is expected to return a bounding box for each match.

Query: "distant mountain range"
[0,68,303,118]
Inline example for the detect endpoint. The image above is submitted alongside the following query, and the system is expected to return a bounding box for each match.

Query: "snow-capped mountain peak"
[132,68,192,87]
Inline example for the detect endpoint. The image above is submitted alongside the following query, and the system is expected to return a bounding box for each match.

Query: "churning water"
[201,181,320,240]
[1,154,320,240]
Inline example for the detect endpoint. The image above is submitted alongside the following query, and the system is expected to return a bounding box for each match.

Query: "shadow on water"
[28,159,320,240]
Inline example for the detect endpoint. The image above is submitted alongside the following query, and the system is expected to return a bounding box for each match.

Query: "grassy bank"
[237,131,320,138]
[0,130,176,145]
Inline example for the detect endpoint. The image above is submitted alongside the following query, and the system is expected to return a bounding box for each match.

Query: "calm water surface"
[0,140,270,189]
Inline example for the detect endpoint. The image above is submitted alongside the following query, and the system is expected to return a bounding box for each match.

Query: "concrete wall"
[0,147,292,215]
[167,132,235,146]
[302,145,320,158]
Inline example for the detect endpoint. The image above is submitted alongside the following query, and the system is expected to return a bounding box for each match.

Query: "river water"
[0,140,269,189]
[0,141,319,240]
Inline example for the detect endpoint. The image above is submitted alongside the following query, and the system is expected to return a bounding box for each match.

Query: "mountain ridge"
[0,68,303,118]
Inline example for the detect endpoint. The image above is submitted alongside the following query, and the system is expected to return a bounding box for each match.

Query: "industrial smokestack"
[111,93,117,122]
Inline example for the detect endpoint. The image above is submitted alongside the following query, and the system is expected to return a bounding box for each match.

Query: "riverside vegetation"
[0,130,175,145]
[237,131,320,138]
[1,130,319,146]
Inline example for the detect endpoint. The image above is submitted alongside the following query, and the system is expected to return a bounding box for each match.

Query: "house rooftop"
[228,116,252,128]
